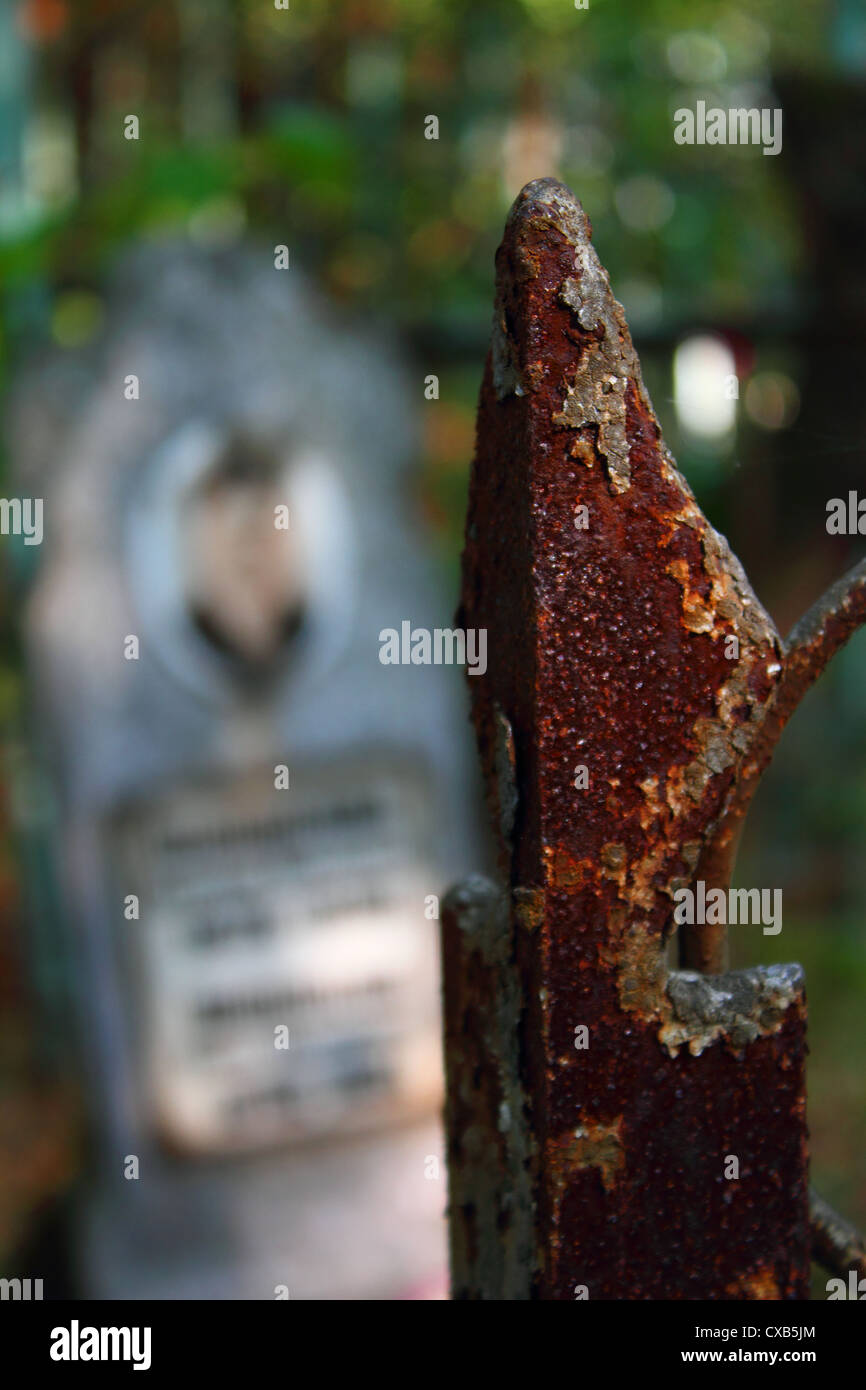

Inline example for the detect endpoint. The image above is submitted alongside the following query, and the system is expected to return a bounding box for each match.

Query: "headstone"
[10,241,483,1298]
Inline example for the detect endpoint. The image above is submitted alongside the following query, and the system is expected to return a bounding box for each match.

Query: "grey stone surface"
[10,241,485,1298]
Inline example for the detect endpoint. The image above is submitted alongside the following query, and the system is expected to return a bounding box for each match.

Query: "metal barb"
[443,178,811,1301]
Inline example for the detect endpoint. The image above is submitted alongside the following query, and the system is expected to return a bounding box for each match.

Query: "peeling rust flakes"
[600,842,626,870]
[544,844,591,891]
[544,1118,626,1287]
[561,1119,625,1193]
[623,840,669,913]
[569,434,596,469]
[637,774,662,831]
[660,964,805,1058]
[599,841,627,889]
[547,1118,625,1265]
[536,188,638,496]
[681,840,702,872]
[666,556,714,635]
[612,921,668,1019]
[609,927,806,1065]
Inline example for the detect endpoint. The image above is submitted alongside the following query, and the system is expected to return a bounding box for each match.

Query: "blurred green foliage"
[0,0,832,362]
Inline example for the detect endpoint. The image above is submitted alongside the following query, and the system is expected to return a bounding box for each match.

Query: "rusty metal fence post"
[442,178,866,1300]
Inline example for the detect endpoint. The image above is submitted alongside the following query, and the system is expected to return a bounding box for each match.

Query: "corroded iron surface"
[443,178,810,1300]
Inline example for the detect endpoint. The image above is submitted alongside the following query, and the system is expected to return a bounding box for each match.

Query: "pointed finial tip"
[507,178,593,248]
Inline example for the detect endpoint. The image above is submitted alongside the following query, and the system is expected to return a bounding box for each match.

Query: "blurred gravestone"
[9,242,483,1298]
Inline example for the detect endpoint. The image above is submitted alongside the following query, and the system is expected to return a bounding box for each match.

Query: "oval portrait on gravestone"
[125,418,358,705]
[182,434,306,669]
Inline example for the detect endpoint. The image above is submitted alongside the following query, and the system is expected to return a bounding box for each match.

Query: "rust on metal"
[443,178,813,1300]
